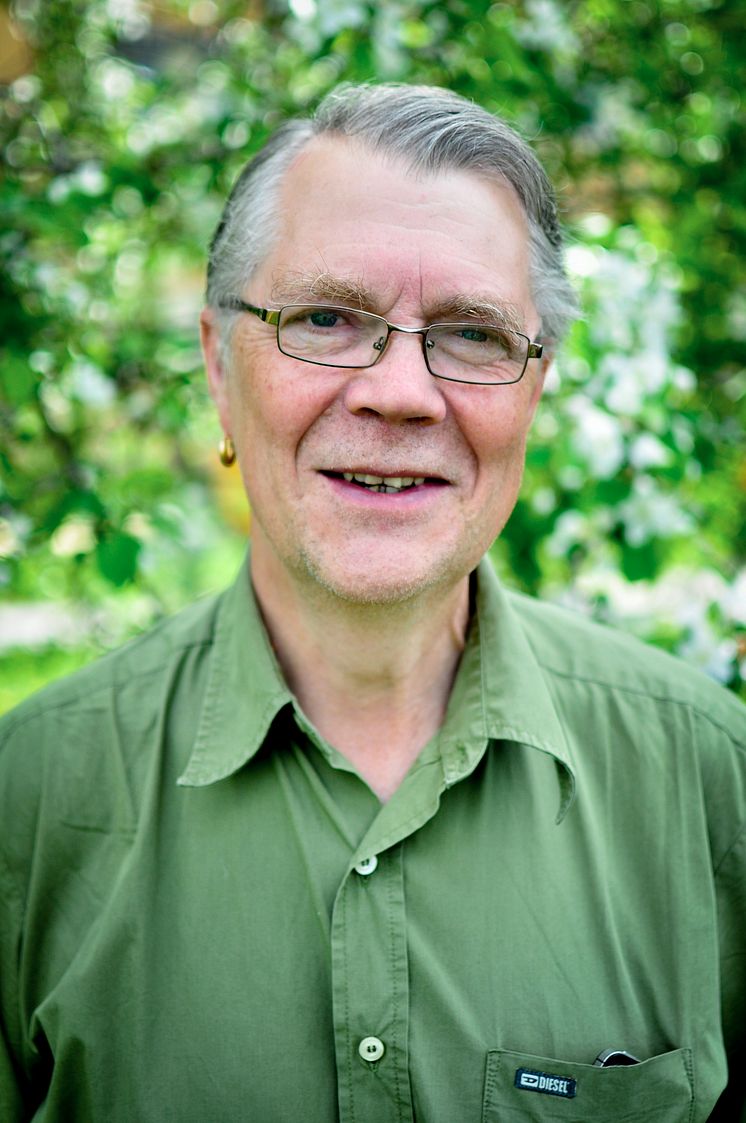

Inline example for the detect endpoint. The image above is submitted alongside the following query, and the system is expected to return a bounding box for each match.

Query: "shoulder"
[0,589,230,924]
[506,590,746,865]
[0,591,222,742]
[506,587,746,744]
[0,590,226,828]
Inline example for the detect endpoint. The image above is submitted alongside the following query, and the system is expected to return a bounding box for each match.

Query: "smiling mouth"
[324,471,443,494]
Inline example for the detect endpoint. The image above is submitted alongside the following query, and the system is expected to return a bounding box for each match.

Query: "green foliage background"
[1,0,744,710]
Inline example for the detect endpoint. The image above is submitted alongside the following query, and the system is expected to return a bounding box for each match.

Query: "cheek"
[459,390,536,469]
[227,358,339,472]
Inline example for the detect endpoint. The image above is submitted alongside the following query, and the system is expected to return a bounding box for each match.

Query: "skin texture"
[201,136,550,798]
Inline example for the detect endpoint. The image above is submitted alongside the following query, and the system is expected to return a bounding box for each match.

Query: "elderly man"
[1,84,745,1122]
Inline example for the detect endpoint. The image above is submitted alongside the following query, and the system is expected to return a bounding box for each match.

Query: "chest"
[30,742,726,1122]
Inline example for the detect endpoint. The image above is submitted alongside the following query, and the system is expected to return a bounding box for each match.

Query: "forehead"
[254,137,534,318]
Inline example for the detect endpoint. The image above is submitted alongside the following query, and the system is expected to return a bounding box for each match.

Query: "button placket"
[331,843,414,1121]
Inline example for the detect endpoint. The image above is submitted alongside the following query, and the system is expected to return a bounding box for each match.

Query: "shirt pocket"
[482,1047,694,1123]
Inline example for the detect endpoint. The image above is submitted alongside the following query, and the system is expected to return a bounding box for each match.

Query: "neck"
[250,538,470,802]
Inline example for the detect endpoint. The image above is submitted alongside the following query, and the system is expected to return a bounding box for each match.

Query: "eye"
[308,309,342,328]
[455,327,489,343]
[281,305,351,331]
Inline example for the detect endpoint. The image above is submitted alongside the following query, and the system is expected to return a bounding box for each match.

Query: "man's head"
[201,84,577,607]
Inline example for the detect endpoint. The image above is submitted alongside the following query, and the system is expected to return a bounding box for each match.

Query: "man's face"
[203,137,548,605]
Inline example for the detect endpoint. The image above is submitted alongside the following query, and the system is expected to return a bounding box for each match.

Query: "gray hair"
[207,83,578,350]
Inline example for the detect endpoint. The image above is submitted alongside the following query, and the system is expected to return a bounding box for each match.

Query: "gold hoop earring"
[218,435,236,467]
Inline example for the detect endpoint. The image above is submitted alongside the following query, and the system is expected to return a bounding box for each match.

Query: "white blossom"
[617,476,694,546]
[565,398,625,478]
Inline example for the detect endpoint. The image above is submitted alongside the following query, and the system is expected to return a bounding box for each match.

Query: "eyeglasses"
[219,299,543,386]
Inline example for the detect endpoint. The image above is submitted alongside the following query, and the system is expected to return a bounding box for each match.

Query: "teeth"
[341,472,426,491]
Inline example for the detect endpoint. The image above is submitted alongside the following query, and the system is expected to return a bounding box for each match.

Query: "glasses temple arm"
[217,298,281,326]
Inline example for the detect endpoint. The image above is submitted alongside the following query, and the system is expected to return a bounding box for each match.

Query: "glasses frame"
[219,298,543,386]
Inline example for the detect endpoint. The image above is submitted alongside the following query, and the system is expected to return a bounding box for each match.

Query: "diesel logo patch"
[515,1067,577,1098]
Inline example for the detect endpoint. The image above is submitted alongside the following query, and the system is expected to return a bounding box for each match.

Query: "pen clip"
[593,1048,640,1068]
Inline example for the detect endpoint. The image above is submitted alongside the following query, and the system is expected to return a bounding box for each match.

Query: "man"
[1,84,744,1122]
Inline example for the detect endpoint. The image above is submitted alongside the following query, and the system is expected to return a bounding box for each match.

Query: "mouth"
[322,470,446,495]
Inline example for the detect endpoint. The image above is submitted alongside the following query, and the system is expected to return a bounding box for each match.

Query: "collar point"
[554,761,577,824]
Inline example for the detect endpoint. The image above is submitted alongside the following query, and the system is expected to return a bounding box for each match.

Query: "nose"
[341,330,447,425]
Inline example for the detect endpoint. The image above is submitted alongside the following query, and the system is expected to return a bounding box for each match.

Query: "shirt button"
[354,855,378,876]
[358,1036,385,1062]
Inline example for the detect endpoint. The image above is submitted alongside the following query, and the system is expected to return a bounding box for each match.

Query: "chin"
[295,545,470,608]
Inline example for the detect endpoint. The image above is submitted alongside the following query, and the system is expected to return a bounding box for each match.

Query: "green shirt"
[1,557,745,1122]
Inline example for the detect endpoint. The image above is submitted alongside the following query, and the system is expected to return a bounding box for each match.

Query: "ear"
[200,306,232,435]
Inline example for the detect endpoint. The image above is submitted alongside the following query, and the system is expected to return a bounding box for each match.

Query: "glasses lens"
[277,305,385,367]
[426,323,529,384]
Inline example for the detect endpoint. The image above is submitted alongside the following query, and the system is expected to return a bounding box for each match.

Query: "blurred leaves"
[0,0,744,696]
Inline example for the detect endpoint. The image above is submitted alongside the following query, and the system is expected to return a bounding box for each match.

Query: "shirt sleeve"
[0,712,40,1121]
[0,889,27,1123]
[711,820,746,1120]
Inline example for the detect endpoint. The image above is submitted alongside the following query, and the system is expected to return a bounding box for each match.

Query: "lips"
[323,470,446,494]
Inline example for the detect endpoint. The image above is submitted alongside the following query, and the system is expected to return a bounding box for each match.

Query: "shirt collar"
[178,554,577,822]
[437,558,576,822]
[177,555,293,787]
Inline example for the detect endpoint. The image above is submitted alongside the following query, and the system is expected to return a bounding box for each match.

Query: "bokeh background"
[1,0,744,713]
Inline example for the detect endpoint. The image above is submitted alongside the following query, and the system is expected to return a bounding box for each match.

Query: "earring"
[218,435,236,467]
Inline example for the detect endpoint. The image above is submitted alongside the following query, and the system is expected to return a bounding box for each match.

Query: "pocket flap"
[483,1047,694,1122]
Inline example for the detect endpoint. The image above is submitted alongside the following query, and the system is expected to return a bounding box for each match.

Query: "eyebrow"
[428,295,524,332]
[270,271,524,330]
[270,270,371,309]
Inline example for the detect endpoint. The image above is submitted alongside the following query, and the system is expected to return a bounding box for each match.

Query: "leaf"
[95,531,141,586]
[620,541,660,583]
[0,354,39,408]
